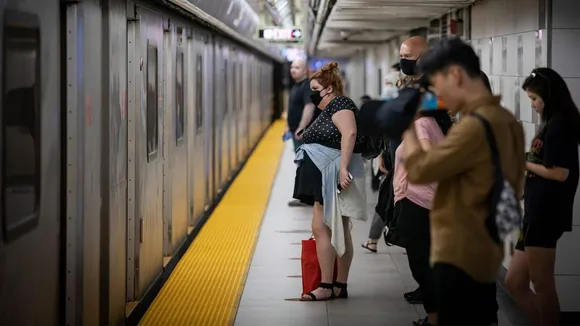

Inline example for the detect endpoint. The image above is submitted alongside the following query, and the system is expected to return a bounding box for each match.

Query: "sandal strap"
[304,292,317,301]
[333,281,347,289]
[319,282,334,289]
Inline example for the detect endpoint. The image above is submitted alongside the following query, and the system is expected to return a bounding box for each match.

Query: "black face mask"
[400,58,417,76]
[310,90,325,106]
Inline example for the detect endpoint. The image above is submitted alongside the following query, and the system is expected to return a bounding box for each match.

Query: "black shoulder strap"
[472,113,502,178]
[472,113,504,244]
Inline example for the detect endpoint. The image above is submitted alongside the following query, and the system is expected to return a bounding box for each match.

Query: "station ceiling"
[316,0,476,57]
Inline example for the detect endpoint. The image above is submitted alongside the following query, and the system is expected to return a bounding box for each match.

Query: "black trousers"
[396,198,435,313]
[433,263,499,325]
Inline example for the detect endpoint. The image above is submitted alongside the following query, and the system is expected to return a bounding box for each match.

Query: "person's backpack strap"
[472,113,522,244]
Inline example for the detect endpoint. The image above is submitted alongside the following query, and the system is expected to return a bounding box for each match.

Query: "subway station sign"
[258,27,303,43]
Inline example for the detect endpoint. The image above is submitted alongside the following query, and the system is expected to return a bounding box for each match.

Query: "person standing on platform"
[287,59,319,207]
[505,68,580,326]
[403,37,525,325]
[394,36,430,306]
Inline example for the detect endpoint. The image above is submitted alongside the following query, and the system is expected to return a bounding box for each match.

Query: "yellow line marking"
[139,120,287,326]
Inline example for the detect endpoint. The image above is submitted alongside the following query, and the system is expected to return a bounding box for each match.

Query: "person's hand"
[339,168,352,190]
[294,129,303,140]
[378,156,388,174]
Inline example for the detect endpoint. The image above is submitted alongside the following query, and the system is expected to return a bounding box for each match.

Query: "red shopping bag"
[301,237,338,296]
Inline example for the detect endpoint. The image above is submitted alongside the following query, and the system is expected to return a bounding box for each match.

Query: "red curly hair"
[310,61,345,96]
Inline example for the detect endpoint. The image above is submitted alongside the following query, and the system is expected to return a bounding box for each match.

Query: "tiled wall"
[470,0,580,312]
[345,35,407,101]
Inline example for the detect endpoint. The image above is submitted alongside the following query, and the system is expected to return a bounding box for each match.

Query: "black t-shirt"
[287,79,318,131]
[524,115,579,231]
[302,96,366,153]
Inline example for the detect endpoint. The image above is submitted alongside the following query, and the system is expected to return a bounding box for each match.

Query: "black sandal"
[300,282,334,301]
[333,281,348,299]
[413,317,436,326]
[361,241,378,253]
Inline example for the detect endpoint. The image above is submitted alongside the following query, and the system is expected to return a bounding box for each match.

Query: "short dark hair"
[391,63,400,71]
[360,94,371,101]
[417,37,481,78]
[480,70,492,92]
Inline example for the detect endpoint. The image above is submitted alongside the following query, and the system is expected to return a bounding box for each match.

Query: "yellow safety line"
[139,120,287,326]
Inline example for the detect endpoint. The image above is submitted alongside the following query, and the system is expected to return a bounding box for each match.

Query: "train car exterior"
[0,0,284,325]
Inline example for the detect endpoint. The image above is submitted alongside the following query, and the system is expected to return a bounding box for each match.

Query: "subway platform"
[138,121,525,326]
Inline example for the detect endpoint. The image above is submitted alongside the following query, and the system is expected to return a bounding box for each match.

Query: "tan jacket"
[405,96,526,283]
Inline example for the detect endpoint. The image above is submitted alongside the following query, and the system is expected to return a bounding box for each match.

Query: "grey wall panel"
[81,0,103,323]
[102,0,127,323]
[0,0,61,324]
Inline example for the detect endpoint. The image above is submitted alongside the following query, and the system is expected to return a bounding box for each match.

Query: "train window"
[195,54,203,131]
[146,43,159,161]
[175,48,184,145]
[1,11,41,242]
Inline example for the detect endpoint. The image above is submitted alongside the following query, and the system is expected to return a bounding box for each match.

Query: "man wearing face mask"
[385,36,430,308]
[287,59,319,207]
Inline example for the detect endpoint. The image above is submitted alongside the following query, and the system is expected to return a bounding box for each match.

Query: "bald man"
[390,35,432,313]
[287,59,318,207]
[399,36,429,86]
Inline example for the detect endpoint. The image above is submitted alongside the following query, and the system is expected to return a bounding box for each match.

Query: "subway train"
[0,0,284,324]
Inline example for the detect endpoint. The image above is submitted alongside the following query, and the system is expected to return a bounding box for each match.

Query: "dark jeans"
[433,263,498,325]
[396,198,435,313]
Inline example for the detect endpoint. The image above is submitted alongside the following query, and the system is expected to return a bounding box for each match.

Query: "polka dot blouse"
[302,96,366,152]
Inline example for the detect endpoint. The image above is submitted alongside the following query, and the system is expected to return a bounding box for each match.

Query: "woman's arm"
[332,109,357,185]
[526,162,569,182]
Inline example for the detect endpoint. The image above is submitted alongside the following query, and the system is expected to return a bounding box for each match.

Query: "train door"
[237,56,245,161]
[229,55,238,172]
[235,56,242,165]
[186,30,198,228]
[191,33,207,217]
[161,18,172,258]
[202,37,213,206]
[127,7,164,301]
[246,62,252,152]
[221,48,231,183]
[0,1,61,324]
[214,42,226,193]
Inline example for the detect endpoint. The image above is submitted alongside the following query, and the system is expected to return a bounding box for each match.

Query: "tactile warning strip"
[139,121,286,326]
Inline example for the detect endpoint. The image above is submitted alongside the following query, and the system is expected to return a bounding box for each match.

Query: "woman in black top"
[505,68,580,326]
[293,62,366,301]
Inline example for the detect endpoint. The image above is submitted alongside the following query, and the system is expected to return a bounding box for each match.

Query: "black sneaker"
[287,199,307,207]
[404,288,423,304]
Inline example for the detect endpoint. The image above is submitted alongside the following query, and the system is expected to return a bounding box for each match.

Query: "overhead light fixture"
[265,0,294,28]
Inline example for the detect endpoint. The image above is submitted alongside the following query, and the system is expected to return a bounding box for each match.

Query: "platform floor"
[234,141,518,326]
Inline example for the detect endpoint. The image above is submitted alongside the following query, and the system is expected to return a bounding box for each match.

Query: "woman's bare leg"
[302,201,335,300]
[336,216,354,285]
[526,247,560,326]
[505,250,541,323]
